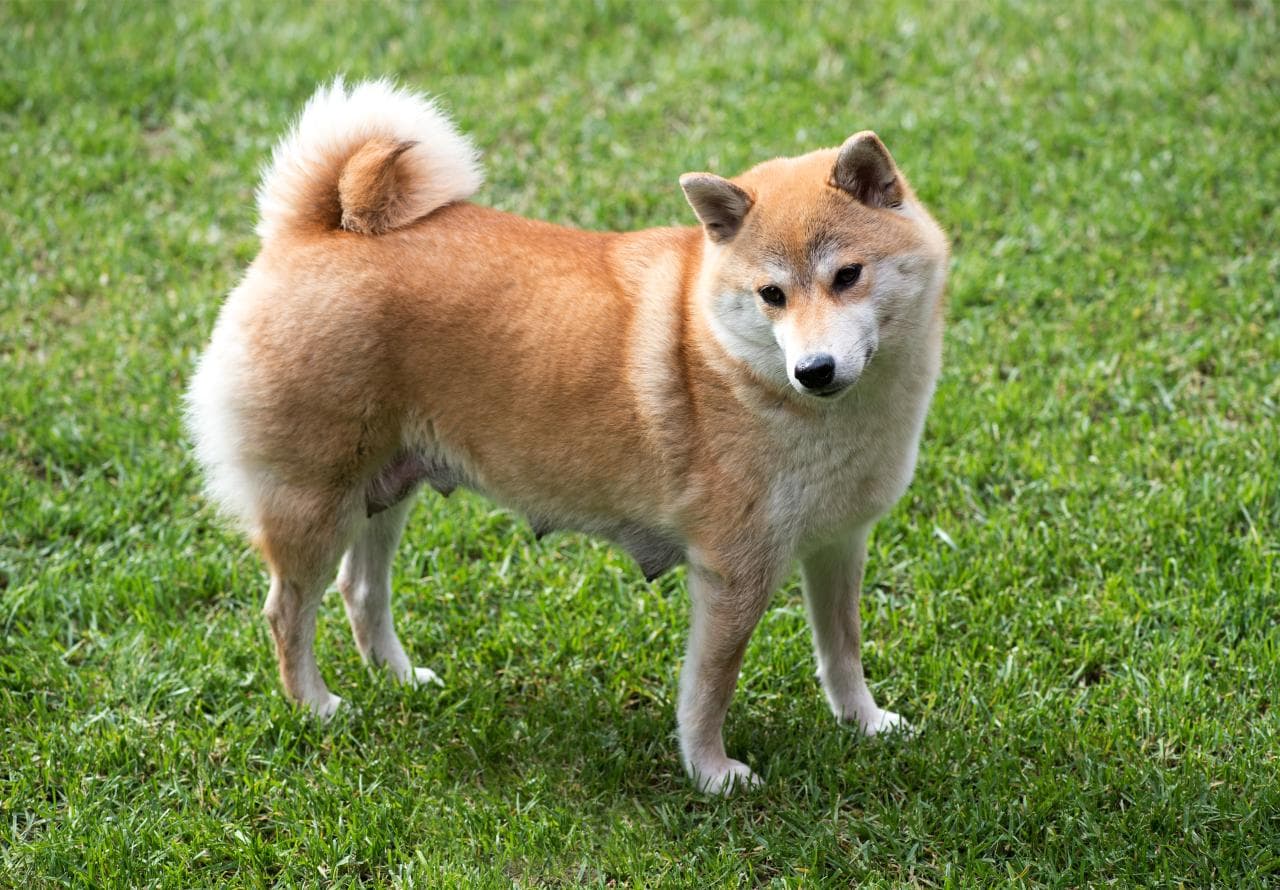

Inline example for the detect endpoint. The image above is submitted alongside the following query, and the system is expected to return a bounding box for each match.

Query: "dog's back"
[187,81,692,541]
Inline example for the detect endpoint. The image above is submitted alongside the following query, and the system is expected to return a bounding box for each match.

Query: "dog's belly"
[533,514,683,580]
[367,450,683,579]
[366,449,467,516]
[583,519,684,581]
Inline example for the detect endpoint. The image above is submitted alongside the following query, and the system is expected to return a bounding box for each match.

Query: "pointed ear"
[679,173,754,242]
[830,131,904,208]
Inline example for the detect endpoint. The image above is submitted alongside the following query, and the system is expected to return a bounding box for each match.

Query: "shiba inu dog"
[186,79,949,793]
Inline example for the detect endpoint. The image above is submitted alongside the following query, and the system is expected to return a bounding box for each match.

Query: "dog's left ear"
[830,131,904,209]
[679,173,754,242]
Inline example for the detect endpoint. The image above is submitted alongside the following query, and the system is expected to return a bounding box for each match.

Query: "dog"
[186,79,949,793]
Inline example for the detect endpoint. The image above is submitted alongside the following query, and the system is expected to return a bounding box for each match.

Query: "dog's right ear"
[679,173,754,242]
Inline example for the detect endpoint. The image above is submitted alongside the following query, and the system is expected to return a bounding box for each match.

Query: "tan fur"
[188,82,949,793]
[337,137,418,234]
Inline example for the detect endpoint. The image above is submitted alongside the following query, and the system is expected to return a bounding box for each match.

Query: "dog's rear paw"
[859,708,911,737]
[306,692,344,719]
[381,659,443,688]
[691,759,763,796]
[410,666,444,688]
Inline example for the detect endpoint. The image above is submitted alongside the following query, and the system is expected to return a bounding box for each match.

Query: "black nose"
[794,353,836,390]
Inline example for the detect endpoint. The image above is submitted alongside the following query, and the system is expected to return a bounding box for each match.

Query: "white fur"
[338,499,442,688]
[777,299,878,394]
[801,528,904,733]
[697,250,792,389]
[256,78,483,241]
[185,273,266,534]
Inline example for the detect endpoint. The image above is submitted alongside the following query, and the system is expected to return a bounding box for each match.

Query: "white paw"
[691,759,763,796]
[306,692,344,719]
[375,655,443,688]
[858,708,911,737]
[409,666,444,687]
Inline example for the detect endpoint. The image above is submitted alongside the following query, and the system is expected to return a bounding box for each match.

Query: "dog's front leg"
[800,528,905,735]
[677,561,772,794]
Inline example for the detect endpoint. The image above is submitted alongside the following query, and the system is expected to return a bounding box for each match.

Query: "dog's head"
[681,132,949,401]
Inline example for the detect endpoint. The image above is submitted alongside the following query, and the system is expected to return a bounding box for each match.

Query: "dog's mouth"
[808,382,851,400]
[787,376,852,400]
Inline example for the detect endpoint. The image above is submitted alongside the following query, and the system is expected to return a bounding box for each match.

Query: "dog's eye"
[833,264,863,289]
[758,284,786,307]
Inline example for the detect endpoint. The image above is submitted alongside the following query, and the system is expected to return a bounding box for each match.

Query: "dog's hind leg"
[800,527,905,736]
[337,497,439,687]
[257,489,354,717]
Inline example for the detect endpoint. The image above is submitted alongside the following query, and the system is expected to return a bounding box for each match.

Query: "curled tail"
[256,78,483,240]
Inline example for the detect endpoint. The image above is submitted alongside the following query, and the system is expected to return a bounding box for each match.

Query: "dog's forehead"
[746,194,919,278]
[753,227,844,286]
[735,152,922,272]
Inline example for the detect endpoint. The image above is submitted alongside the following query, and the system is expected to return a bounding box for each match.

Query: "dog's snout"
[794,353,836,390]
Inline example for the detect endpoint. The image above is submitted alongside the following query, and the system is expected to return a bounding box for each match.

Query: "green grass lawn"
[2,0,1278,885]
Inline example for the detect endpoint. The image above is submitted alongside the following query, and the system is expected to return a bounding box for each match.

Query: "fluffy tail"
[256,78,483,240]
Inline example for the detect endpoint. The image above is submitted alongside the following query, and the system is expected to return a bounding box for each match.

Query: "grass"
[2,0,1278,885]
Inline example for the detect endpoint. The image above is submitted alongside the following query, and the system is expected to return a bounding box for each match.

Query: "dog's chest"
[766,377,933,545]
